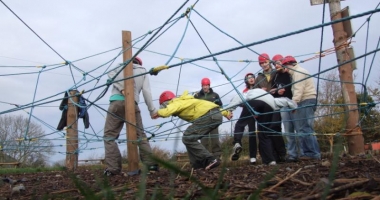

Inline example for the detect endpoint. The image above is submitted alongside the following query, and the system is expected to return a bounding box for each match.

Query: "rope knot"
[106,78,114,86]
[149,65,169,76]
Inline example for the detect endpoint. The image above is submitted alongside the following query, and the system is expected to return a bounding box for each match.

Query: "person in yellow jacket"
[152,90,233,170]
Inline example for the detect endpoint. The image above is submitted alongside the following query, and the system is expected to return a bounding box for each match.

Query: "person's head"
[132,57,143,66]
[272,54,287,73]
[201,78,211,93]
[281,55,297,68]
[245,73,255,88]
[159,91,175,108]
[258,53,271,72]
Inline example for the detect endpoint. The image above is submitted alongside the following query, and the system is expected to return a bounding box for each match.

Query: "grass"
[0,166,68,174]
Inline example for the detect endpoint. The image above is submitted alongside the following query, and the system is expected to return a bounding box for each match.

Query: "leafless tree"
[0,114,53,167]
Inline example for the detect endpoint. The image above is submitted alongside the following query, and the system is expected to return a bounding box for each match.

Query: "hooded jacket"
[224,89,297,111]
[107,63,157,116]
[57,92,90,130]
[194,88,223,106]
[158,91,229,122]
[287,64,316,103]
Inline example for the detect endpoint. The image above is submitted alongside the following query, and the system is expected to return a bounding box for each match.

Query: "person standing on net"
[103,57,159,176]
[152,90,233,170]
[282,55,321,160]
[225,88,297,165]
[231,73,258,165]
[270,54,299,162]
[254,53,287,164]
[194,78,223,159]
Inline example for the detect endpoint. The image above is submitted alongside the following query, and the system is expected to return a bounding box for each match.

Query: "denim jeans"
[280,107,302,159]
[293,98,320,159]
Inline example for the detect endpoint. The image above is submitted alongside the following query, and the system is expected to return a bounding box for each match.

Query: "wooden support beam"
[66,90,79,171]
[122,31,139,174]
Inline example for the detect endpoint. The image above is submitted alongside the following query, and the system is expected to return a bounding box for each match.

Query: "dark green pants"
[182,108,222,169]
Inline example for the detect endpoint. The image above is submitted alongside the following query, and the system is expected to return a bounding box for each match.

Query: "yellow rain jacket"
[158,91,230,122]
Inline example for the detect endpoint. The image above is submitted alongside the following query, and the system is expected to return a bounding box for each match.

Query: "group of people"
[228,53,321,166]
[102,54,321,176]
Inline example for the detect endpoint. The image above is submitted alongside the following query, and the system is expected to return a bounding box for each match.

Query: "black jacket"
[194,88,223,106]
[270,71,293,99]
[57,91,90,130]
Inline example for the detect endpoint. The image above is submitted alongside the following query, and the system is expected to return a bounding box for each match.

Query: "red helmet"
[159,91,175,104]
[258,53,270,63]
[134,57,143,66]
[281,55,297,65]
[272,54,284,62]
[201,78,210,85]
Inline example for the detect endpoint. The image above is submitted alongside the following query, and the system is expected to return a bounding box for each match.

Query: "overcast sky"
[1,0,379,164]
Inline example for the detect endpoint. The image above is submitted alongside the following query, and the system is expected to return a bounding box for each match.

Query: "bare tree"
[315,72,346,152]
[368,75,380,105]
[0,114,53,167]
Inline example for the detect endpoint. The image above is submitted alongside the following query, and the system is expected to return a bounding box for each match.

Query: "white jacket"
[224,88,297,111]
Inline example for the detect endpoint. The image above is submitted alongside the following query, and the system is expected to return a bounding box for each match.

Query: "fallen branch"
[267,168,302,191]
[290,178,313,186]
[301,179,370,200]
[176,162,188,179]
[333,178,367,185]
[50,189,79,195]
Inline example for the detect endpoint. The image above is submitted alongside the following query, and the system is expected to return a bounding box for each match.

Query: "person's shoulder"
[133,65,147,72]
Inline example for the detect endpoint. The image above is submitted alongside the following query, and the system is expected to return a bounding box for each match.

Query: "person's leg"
[135,105,156,168]
[269,112,286,162]
[104,101,124,174]
[281,107,298,160]
[200,133,212,154]
[247,117,257,163]
[233,107,250,145]
[182,109,222,169]
[296,99,320,159]
[248,100,276,164]
[209,128,222,158]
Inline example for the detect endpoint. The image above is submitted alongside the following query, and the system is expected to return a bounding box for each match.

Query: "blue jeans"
[293,99,320,159]
[280,107,302,159]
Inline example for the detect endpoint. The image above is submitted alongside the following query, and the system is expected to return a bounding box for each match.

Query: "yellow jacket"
[158,91,230,122]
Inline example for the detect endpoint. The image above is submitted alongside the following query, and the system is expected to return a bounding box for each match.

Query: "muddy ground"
[1,153,380,200]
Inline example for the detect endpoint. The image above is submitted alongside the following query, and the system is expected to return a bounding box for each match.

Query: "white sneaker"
[250,157,256,165]
[268,161,277,166]
[231,143,242,161]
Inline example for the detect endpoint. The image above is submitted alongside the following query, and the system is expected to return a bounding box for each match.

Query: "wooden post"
[66,90,79,171]
[329,1,364,155]
[311,0,364,155]
[122,31,139,174]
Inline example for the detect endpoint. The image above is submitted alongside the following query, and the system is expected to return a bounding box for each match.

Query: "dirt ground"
[1,153,380,200]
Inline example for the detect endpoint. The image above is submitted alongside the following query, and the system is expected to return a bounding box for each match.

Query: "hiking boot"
[103,168,113,176]
[285,157,299,163]
[231,143,242,161]
[148,164,159,172]
[268,161,277,166]
[250,157,257,165]
[205,159,221,170]
[278,155,286,163]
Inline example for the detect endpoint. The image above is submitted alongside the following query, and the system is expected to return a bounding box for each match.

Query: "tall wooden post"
[329,1,364,155]
[311,0,364,155]
[122,31,139,174]
[66,90,79,170]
